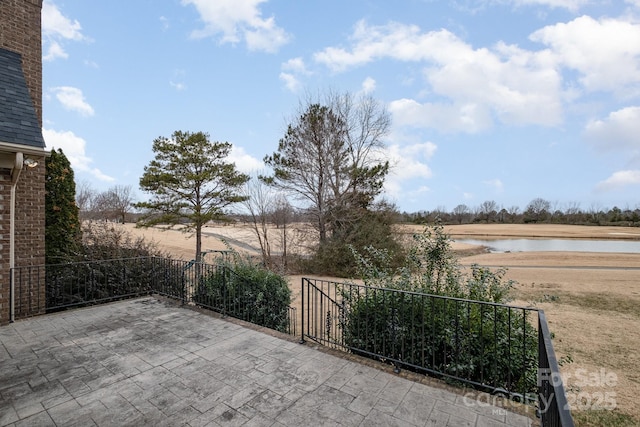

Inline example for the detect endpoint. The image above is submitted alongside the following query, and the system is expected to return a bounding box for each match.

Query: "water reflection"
[454,238,640,253]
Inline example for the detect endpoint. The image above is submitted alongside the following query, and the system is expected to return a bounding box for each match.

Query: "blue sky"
[42,0,640,214]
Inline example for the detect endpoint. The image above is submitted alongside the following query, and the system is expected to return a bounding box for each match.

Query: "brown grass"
[122,222,640,424]
[447,224,640,424]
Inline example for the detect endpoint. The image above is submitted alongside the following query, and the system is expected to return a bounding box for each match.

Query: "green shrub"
[194,251,292,333]
[343,223,538,397]
[46,149,81,264]
[304,204,404,277]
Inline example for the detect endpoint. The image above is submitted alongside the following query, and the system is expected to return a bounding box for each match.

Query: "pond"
[454,238,640,253]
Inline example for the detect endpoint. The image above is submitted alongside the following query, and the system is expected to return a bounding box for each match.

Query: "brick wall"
[0,0,43,125]
[0,161,46,325]
[0,0,45,324]
[15,159,46,268]
[0,170,11,324]
[15,158,46,318]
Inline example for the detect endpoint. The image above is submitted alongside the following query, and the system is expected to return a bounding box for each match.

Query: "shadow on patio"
[0,296,536,426]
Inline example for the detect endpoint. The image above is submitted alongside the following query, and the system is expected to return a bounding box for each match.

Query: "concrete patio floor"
[0,297,535,426]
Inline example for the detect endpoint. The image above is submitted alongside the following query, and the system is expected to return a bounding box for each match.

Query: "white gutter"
[9,152,24,322]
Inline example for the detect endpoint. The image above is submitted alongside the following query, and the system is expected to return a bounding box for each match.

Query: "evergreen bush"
[343,223,538,398]
[194,250,292,333]
[45,149,81,264]
[304,205,404,277]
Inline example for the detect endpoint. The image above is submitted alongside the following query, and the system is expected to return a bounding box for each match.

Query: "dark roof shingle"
[0,48,45,149]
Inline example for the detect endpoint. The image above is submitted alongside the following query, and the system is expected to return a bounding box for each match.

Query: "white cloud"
[384,142,436,198]
[228,145,264,173]
[170,81,187,91]
[584,106,640,151]
[314,21,563,129]
[181,0,290,53]
[390,99,493,133]
[170,69,187,91]
[483,178,505,192]
[282,57,308,73]
[42,0,86,61]
[361,77,376,94]
[313,20,439,71]
[426,41,562,126]
[51,87,95,117]
[280,58,311,92]
[43,40,67,61]
[412,186,431,195]
[160,16,170,31]
[43,128,114,182]
[530,16,640,95]
[84,60,99,69]
[596,170,640,191]
[244,19,290,52]
[279,72,301,93]
[507,0,588,11]
[42,1,84,40]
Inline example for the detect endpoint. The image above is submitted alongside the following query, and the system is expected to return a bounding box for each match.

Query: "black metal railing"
[147,257,189,301]
[12,257,164,316]
[9,257,296,335]
[300,277,573,426]
[538,310,575,427]
[186,261,296,335]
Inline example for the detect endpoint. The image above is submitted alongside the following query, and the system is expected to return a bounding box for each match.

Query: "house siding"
[15,158,46,317]
[0,170,11,323]
[0,0,45,324]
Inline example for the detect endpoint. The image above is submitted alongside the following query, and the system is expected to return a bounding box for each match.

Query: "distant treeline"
[399,198,640,227]
[89,194,639,229]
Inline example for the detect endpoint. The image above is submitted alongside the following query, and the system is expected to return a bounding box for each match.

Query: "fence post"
[181,268,186,306]
[538,310,575,427]
[150,257,155,295]
[299,277,305,344]
[9,268,15,323]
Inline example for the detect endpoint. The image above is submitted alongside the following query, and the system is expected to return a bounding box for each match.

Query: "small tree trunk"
[282,220,287,269]
[318,217,327,243]
[195,223,202,263]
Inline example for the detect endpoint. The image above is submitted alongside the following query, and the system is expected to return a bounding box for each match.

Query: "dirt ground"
[122,222,640,423]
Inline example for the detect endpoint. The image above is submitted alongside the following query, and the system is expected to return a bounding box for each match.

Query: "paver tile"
[0,297,536,427]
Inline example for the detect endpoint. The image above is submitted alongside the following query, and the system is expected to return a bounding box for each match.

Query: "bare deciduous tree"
[525,197,551,223]
[452,204,470,224]
[241,176,275,268]
[478,200,499,223]
[106,185,135,223]
[75,180,96,221]
[91,185,135,223]
[263,90,390,244]
[272,194,292,269]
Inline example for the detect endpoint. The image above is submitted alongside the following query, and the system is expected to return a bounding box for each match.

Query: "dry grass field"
[122,222,640,425]
[444,225,640,426]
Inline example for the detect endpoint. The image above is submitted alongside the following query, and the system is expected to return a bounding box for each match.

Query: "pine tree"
[136,131,250,262]
[45,148,81,264]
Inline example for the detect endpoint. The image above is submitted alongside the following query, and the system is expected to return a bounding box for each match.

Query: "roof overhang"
[0,139,48,159]
[0,142,49,174]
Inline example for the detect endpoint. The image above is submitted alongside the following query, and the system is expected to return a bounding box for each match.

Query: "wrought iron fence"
[538,310,575,427]
[185,261,296,335]
[12,257,164,317]
[300,277,573,426]
[9,257,296,335]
